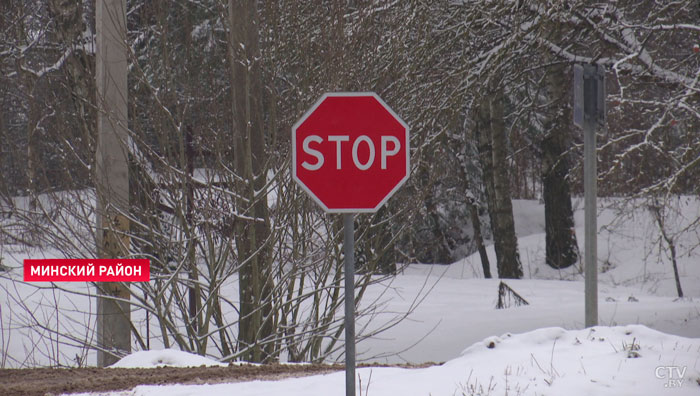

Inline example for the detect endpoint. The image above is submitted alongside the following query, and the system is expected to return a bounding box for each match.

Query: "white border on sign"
[291,92,410,213]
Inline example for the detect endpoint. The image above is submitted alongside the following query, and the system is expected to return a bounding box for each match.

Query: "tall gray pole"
[343,214,356,396]
[584,117,598,328]
[575,63,602,328]
[96,0,131,366]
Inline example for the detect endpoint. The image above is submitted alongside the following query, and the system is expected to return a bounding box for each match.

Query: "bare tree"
[649,199,684,298]
[541,59,579,270]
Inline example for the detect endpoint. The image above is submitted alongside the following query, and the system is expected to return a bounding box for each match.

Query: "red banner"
[23,259,150,282]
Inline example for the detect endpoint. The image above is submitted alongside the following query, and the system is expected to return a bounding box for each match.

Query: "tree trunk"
[184,126,202,344]
[21,72,39,209]
[476,90,522,279]
[541,133,578,269]
[475,97,498,249]
[228,0,274,363]
[541,64,579,270]
[468,199,491,278]
[650,204,684,298]
[489,88,522,279]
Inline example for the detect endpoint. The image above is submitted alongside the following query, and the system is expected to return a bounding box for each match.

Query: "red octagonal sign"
[293,92,410,213]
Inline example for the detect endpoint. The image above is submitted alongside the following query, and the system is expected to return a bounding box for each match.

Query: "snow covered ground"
[354,198,700,364]
[2,197,699,395]
[74,325,700,395]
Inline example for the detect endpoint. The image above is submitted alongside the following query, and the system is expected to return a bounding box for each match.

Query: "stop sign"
[292,92,410,213]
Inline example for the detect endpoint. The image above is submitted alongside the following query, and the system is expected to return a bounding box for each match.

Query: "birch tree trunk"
[475,97,497,250]
[476,89,523,279]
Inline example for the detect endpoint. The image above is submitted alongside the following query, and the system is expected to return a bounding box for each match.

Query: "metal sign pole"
[343,213,356,396]
[582,64,601,328]
[575,64,603,328]
[584,116,598,327]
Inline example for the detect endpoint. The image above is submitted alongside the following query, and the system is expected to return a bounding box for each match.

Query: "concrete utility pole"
[95,0,130,367]
[574,63,605,328]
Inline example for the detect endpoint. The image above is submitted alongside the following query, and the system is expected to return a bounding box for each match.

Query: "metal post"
[343,213,356,396]
[583,116,598,328]
[576,63,603,328]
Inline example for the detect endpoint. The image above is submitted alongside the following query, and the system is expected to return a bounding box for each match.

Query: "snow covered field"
[356,198,700,364]
[2,197,699,395]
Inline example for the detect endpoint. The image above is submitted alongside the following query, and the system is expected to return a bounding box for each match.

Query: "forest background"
[0,0,698,366]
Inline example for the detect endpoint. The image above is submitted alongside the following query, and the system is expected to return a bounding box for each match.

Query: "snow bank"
[74,325,700,396]
[109,349,227,368]
[455,325,700,396]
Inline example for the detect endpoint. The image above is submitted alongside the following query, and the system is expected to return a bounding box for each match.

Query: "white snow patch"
[109,349,227,368]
